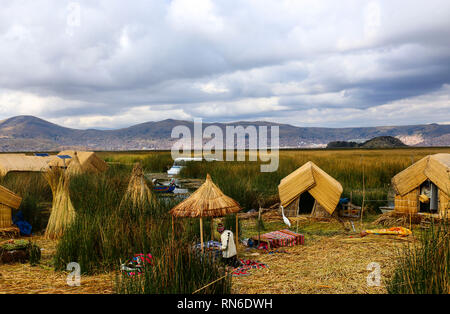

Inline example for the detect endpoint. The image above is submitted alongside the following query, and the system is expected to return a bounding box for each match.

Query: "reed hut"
[278,161,343,217]
[170,174,241,251]
[48,151,108,173]
[391,153,450,218]
[0,185,22,229]
[0,154,51,177]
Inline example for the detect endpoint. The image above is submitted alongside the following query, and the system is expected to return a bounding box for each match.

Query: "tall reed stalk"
[115,241,231,294]
[387,219,449,294]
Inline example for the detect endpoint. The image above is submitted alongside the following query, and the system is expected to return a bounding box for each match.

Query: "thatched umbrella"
[170,174,241,251]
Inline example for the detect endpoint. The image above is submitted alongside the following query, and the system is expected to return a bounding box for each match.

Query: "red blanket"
[253,229,304,248]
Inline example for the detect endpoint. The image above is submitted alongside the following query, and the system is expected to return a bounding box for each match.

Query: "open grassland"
[99,147,450,211]
[1,148,449,294]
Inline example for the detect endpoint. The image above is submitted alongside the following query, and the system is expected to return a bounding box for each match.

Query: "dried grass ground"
[232,234,405,294]
[0,236,114,294]
[1,218,411,294]
[232,216,411,294]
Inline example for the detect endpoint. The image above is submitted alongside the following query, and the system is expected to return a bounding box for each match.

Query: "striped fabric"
[253,229,304,248]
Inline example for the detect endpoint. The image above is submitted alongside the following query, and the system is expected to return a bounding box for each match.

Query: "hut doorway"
[419,180,438,213]
[298,191,315,214]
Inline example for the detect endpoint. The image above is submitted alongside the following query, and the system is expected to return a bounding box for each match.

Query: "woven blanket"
[232,259,268,277]
[253,229,304,248]
[121,253,153,277]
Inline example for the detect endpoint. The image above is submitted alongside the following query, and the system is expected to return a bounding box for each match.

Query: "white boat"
[167,157,201,176]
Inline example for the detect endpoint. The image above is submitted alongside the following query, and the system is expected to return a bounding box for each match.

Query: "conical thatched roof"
[170,174,241,218]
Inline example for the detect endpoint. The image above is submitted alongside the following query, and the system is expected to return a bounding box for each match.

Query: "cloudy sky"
[0,0,449,129]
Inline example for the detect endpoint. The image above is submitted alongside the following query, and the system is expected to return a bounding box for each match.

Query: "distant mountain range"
[0,115,449,152]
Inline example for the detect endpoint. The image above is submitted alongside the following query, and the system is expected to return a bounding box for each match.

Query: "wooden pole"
[257,207,261,243]
[211,217,214,241]
[200,217,204,253]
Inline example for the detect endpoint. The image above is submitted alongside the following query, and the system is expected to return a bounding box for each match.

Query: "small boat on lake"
[152,179,176,193]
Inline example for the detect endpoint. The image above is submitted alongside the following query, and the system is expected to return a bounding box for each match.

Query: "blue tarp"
[339,198,349,205]
[12,211,32,236]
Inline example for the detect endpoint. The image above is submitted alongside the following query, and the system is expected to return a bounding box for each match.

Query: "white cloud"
[0,0,449,128]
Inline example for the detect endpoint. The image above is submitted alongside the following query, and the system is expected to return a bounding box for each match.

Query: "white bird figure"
[280,205,291,227]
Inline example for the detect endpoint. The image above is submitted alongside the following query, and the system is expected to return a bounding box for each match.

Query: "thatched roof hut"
[170,174,241,218]
[66,152,83,176]
[0,154,51,177]
[278,161,343,217]
[391,153,450,217]
[48,151,108,173]
[0,185,22,229]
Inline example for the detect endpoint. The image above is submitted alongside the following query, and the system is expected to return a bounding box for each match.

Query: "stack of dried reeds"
[44,167,76,239]
[120,162,157,211]
[374,211,423,227]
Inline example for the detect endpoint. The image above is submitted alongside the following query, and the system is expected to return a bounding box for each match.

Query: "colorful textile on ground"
[194,241,222,259]
[363,227,412,237]
[120,253,153,277]
[232,259,268,277]
[253,229,304,248]
[266,249,289,255]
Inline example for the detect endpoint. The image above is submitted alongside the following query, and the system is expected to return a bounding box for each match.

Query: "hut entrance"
[419,180,438,213]
[298,191,315,214]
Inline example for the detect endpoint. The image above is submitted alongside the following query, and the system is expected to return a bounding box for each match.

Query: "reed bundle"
[44,167,76,239]
[120,162,157,211]
[374,211,423,227]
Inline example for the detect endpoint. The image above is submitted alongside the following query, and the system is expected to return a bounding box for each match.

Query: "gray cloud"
[0,0,449,129]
